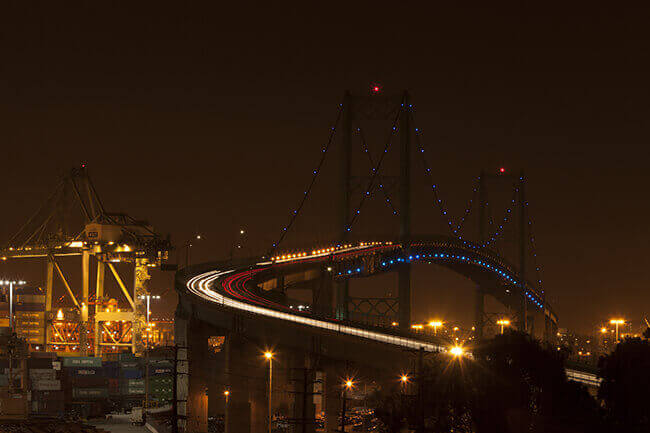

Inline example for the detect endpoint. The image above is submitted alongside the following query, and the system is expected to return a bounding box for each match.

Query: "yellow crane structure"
[1,167,171,356]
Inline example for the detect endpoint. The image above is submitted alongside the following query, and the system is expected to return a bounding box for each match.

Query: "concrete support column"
[186,318,208,433]
[288,350,316,433]
[336,281,349,321]
[313,274,333,318]
[323,363,341,433]
[544,312,552,343]
[398,265,411,330]
[225,333,252,433]
[474,287,484,339]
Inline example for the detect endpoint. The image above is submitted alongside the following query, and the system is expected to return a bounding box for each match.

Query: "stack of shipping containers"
[29,353,62,417]
[14,292,46,348]
[117,353,144,410]
[62,356,107,418]
[148,357,174,405]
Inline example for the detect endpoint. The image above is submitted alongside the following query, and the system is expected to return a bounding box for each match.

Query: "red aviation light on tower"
[499,167,506,174]
[371,84,381,94]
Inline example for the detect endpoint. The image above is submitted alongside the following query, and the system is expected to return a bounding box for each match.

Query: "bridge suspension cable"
[356,124,399,217]
[410,112,514,246]
[269,102,344,254]
[344,95,405,233]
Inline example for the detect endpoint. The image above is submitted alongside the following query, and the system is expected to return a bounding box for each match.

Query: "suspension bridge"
[173,90,593,433]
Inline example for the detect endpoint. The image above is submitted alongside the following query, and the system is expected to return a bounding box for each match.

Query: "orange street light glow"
[450,346,464,357]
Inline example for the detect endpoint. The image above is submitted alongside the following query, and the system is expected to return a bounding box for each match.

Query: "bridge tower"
[474,169,531,337]
[337,90,412,330]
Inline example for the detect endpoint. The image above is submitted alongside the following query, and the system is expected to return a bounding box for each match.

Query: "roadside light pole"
[428,320,442,336]
[341,379,354,433]
[1,280,26,329]
[138,294,161,422]
[497,319,511,334]
[264,351,274,433]
[609,319,625,341]
[178,234,202,269]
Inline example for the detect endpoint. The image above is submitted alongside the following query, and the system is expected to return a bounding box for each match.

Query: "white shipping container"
[29,369,56,380]
[32,379,61,391]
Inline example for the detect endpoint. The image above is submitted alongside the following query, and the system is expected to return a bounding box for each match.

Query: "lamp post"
[341,379,354,433]
[264,351,274,433]
[230,229,246,261]
[1,280,26,329]
[496,319,511,334]
[428,320,442,336]
[138,294,161,422]
[450,346,464,358]
[178,234,202,269]
[609,319,625,341]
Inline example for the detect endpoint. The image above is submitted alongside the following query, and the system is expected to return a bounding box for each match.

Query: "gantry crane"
[0,167,171,356]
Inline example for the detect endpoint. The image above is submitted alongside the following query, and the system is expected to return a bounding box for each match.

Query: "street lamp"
[179,234,202,268]
[230,229,247,260]
[263,351,274,433]
[609,319,625,341]
[224,389,230,405]
[138,294,161,422]
[0,280,26,329]
[428,320,443,335]
[341,378,355,433]
[496,319,511,334]
[399,374,409,393]
[450,346,464,357]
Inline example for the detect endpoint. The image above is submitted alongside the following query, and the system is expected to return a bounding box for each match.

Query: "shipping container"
[15,327,44,336]
[66,367,102,376]
[29,369,56,380]
[120,360,140,369]
[30,398,64,415]
[32,390,64,401]
[21,336,45,344]
[32,379,61,391]
[121,368,143,379]
[126,378,145,387]
[30,351,57,359]
[72,387,108,399]
[27,358,54,369]
[16,294,46,304]
[149,366,173,375]
[62,357,102,368]
[0,318,10,327]
[67,375,106,388]
[15,311,45,320]
[14,303,45,312]
[15,319,43,328]
[122,386,145,395]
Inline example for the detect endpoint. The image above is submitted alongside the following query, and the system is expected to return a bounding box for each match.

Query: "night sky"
[2,4,650,334]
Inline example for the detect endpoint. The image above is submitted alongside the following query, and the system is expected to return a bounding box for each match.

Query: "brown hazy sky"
[2,4,650,333]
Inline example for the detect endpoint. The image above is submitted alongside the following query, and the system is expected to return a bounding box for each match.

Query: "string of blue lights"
[269,102,344,254]
[409,110,519,247]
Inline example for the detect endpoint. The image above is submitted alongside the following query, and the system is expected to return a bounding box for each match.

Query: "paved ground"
[90,417,150,433]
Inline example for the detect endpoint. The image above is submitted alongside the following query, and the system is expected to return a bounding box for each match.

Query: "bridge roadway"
[176,240,599,433]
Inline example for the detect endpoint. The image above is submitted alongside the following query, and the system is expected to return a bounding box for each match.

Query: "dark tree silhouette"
[598,337,650,433]
[470,331,599,433]
[373,332,601,432]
